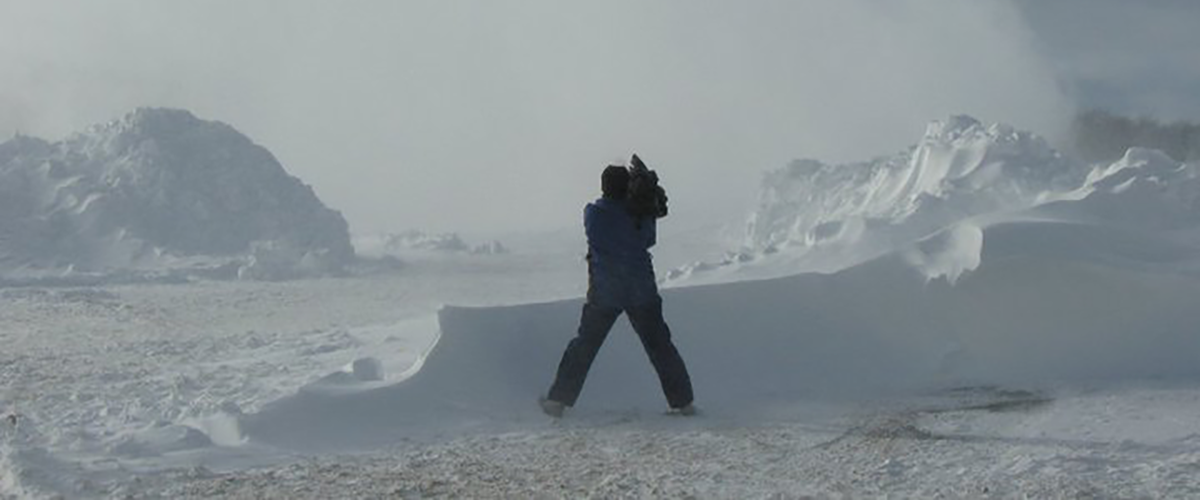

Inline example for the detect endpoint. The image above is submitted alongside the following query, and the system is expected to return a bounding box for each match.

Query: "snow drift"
[751,117,1078,244]
[0,108,353,282]
[670,115,1093,282]
[242,225,1200,451]
[239,116,1200,452]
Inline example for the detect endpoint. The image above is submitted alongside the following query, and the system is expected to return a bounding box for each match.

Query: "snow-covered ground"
[5,219,1200,498]
[0,252,585,498]
[5,116,1200,498]
[138,386,1200,498]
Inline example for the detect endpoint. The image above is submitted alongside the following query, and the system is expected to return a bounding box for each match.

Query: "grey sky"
[1,1,1194,236]
[1016,0,1200,121]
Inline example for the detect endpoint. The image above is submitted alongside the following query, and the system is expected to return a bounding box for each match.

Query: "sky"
[1,0,1197,236]
[1015,0,1200,122]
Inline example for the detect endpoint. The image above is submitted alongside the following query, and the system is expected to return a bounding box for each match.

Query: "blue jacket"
[584,198,659,308]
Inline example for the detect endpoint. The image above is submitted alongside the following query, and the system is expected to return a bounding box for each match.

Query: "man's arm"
[584,204,598,247]
[584,204,613,254]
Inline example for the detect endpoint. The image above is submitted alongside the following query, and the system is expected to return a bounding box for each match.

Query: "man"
[541,164,695,417]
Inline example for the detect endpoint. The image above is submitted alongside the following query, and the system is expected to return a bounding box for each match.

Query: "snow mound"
[0,108,353,283]
[671,116,1091,283]
[387,231,472,253]
[669,117,1200,285]
[747,115,1083,250]
[354,230,509,257]
[1055,147,1200,231]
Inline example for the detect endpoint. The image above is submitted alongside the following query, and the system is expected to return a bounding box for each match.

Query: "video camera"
[627,153,669,220]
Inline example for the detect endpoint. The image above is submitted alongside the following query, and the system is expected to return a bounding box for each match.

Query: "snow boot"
[539,396,566,418]
[668,403,697,416]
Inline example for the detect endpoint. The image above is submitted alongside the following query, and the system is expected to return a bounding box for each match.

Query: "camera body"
[627,154,669,219]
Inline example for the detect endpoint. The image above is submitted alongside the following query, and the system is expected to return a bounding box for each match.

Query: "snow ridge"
[669,115,1200,284]
[1067,147,1200,230]
[746,115,1084,252]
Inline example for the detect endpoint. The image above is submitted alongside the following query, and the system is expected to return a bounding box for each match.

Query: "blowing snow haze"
[1,1,1197,235]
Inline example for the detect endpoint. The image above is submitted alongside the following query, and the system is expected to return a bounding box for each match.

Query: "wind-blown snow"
[902,222,984,284]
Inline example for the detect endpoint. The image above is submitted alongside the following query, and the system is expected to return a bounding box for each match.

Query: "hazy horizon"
[2,0,1197,236]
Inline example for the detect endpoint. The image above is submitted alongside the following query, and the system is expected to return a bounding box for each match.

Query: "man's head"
[601,165,630,199]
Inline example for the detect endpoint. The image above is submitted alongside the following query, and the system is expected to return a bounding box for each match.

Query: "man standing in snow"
[541,164,695,417]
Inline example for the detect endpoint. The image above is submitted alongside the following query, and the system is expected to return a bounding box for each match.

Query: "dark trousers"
[548,299,694,409]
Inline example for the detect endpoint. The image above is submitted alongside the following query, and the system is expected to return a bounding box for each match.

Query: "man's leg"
[627,299,694,409]
[547,302,622,406]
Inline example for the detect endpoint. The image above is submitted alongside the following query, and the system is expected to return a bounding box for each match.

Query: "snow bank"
[236,118,1200,452]
[240,214,1200,451]
[0,108,353,282]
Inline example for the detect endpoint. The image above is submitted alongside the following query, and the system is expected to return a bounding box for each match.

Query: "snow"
[0,254,580,498]
[902,222,983,284]
[670,115,1090,283]
[353,230,510,258]
[4,114,1200,497]
[0,109,353,284]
